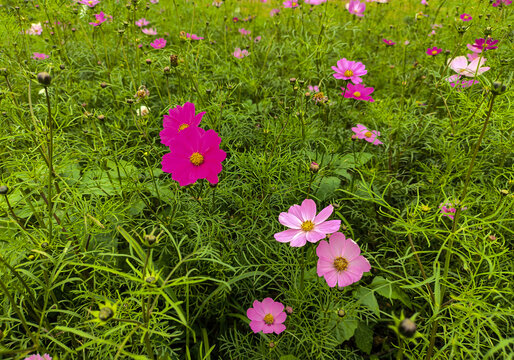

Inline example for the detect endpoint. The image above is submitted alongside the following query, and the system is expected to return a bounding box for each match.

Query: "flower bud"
[492,81,507,95]
[170,54,179,67]
[399,318,417,338]
[337,309,346,318]
[163,66,170,74]
[309,161,319,173]
[0,68,8,77]
[269,342,275,348]
[0,185,8,194]
[37,72,51,86]
[145,58,152,65]
[97,114,105,121]
[98,307,114,321]
[100,82,108,88]
[285,306,293,315]
[289,77,297,84]
[484,26,493,36]
[59,64,65,70]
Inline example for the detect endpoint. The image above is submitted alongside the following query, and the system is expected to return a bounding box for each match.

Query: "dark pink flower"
[492,0,512,6]
[150,38,166,49]
[460,13,472,21]
[316,232,371,288]
[439,202,466,220]
[332,58,367,84]
[78,0,99,7]
[351,124,382,145]
[32,52,49,60]
[382,38,395,46]
[274,199,341,247]
[247,298,286,334]
[161,126,226,186]
[346,0,366,16]
[343,83,375,102]
[466,38,499,53]
[160,102,205,146]
[89,11,106,26]
[186,33,204,40]
[283,0,299,8]
[426,46,442,56]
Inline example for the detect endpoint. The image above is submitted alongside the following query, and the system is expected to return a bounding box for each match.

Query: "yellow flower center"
[420,205,430,212]
[344,70,354,77]
[301,220,315,232]
[190,152,204,166]
[333,257,349,272]
[431,50,438,54]
[353,91,361,98]
[364,131,373,138]
[178,123,189,131]
[263,313,274,324]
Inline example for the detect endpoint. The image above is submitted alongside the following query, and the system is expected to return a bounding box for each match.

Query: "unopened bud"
[399,318,417,338]
[0,185,8,195]
[337,309,346,318]
[309,161,319,173]
[37,72,51,86]
[492,81,507,95]
[98,307,114,321]
[100,82,108,88]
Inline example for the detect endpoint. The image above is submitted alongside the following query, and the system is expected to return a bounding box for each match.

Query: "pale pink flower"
[270,8,280,16]
[308,85,320,93]
[316,232,371,288]
[247,298,286,334]
[239,28,251,36]
[305,0,326,4]
[135,18,150,27]
[233,48,249,58]
[142,28,157,35]
[448,56,490,78]
[24,354,52,360]
[78,0,100,7]
[32,52,49,60]
[274,199,341,247]
[332,58,367,84]
[466,52,479,62]
[283,0,299,8]
[346,0,366,16]
[421,0,428,4]
[26,23,43,35]
[351,124,382,145]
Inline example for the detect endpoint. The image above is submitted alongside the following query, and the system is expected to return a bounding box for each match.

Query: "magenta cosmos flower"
[305,0,326,4]
[270,8,280,16]
[332,58,367,84]
[448,56,490,78]
[382,39,395,46]
[89,11,107,26]
[24,355,52,360]
[233,48,249,58]
[343,83,375,102]
[239,28,251,36]
[161,126,226,186]
[492,0,511,6]
[150,38,166,49]
[142,28,157,35]
[426,46,442,56]
[439,202,466,220]
[135,18,149,27]
[247,298,286,334]
[346,0,366,16]
[186,33,204,40]
[316,232,371,288]
[466,38,499,53]
[160,102,205,146]
[460,13,472,21]
[33,52,49,60]
[78,0,100,7]
[283,0,299,8]
[351,124,383,145]
[274,199,341,247]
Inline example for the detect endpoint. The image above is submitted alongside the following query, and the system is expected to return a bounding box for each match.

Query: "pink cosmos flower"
[343,83,375,102]
[351,124,383,145]
[233,48,249,58]
[160,102,205,146]
[247,298,286,334]
[428,30,436,37]
[150,0,159,3]
[283,0,299,8]
[346,0,366,16]
[32,52,49,60]
[460,13,472,21]
[466,52,479,62]
[186,33,204,40]
[448,56,490,78]
[239,28,251,36]
[26,23,43,35]
[24,355,52,360]
[253,36,262,43]
[332,58,367,84]
[492,0,512,6]
[382,39,395,46]
[439,202,467,220]
[466,38,499,53]
[305,0,326,4]
[150,38,166,49]
[426,46,442,56]
[78,0,100,7]
[161,126,226,186]
[270,8,280,16]
[316,232,371,288]
[142,28,157,35]
[308,85,320,93]
[135,18,150,27]
[274,199,341,247]
[450,78,479,89]
[421,0,428,4]
[89,11,106,26]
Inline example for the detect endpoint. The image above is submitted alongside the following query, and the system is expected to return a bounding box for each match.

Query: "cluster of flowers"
[248,200,372,334]
[160,103,227,186]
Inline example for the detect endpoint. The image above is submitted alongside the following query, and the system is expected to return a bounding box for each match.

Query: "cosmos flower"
[89,11,107,26]
[270,8,280,16]
[346,0,366,16]
[466,38,499,53]
[332,58,367,84]
[382,39,395,46]
[305,0,327,4]
[24,355,52,360]
[150,38,166,49]
[426,46,442,56]
[247,298,287,335]
[239,28,251,36]
[460,13,472,21]
[439,202,467,220]
[142,28,157,35]
[233,48,250,58]
[78,0,100,7]
[283,0,299,8]
[274,199,341,247]
[447,56,490,78]
[421,0,428,5]
[26,23,43,35]
[33,52,49,60]
[161,126,227,186]
[136,106,150,117]
[160,102,205,146]
[186,33,204,40]
[343,83,375,102]
[135,18,150,27]
[316,232,371,288]
[308,85,320,93]
[492,0,512,6]
[253,35,262,43]
[351,124,383,145]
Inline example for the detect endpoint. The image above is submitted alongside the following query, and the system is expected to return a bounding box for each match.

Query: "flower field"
[0,0,513,359]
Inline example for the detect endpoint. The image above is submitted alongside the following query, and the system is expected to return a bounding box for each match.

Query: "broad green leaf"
[354,322,373,354]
